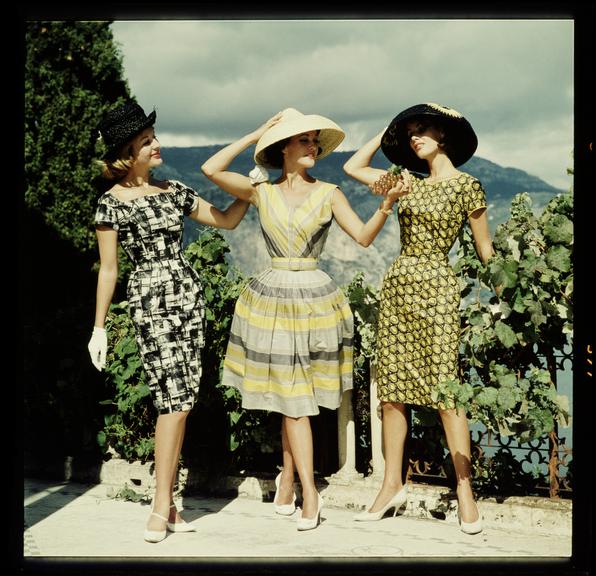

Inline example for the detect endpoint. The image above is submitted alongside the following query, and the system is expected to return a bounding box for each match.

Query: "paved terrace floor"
[20,476,573,574]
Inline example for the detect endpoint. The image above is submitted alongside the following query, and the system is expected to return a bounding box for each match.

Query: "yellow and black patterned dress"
[376,172,486,409]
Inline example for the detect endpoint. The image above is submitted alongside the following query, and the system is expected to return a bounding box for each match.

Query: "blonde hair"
[97,143,135,180]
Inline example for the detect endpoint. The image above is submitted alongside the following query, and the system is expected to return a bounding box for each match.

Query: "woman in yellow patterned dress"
[343,103,495,534]
[201,108,406,531]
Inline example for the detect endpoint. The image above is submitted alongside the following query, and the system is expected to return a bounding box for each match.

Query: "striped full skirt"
[222,261,353,417]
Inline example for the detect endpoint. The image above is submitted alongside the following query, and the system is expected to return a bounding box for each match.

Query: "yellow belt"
[271,257,319,271]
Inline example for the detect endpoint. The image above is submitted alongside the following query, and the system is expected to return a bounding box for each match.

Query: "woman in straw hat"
[343,103,495,534]
[201,108,408,531]
[87,101,250,543]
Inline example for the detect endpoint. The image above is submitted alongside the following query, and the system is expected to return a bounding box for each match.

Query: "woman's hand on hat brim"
[252,111,284,142]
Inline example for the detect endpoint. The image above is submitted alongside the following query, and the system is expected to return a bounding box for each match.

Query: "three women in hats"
[201,107,407,531]
[344,102,494,534]
[87,101,251,543]
[89,100,492,539]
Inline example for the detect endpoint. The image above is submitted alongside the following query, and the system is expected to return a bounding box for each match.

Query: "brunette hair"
[424,118,455,159]
[261,137,291,169]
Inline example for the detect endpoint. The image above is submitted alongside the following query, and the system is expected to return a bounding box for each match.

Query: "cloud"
[112,19,573,187]
[477,115,574,190]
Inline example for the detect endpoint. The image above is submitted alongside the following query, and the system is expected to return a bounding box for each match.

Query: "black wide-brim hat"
[98,101,157,160]
[380,102,477,173]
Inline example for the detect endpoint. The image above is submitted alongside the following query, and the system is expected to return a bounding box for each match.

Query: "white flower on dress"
[248,164,270,185]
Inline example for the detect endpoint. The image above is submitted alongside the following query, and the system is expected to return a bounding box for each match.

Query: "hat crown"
[278,107,303,122]
[381,102,477,173]
[100,102,146,131]
[253,108,345,169]
[98,101,156,159]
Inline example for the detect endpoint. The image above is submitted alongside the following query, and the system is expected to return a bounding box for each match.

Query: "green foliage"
[99,302,154,462]
[344,272,380,364]
[435,190,573,442]
[344,189,572,483]
[184,230,280,470]
[98,230,278,471]
[25,21,130,253]
[472,449,540,496]
[106,482,152,504]
[94,190,572,492]
[343,273,380,469]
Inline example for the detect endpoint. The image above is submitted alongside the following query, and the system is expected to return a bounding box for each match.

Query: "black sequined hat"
[380,103,477,173]
[98,101,157,160]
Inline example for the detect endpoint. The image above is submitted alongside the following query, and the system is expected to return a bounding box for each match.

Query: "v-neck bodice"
[254,181,337,260]
[274,182,327,211]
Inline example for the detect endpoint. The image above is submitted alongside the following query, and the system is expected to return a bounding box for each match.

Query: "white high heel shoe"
[353,485,408,521]
[167,503,197,533]
[296,492,323,531]
[274,472,297,516]
[458,504,483,535]
[144,511,168,543]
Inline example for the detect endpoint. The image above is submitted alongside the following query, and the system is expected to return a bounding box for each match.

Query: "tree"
[23,21,132,478]
[25,21,130,253]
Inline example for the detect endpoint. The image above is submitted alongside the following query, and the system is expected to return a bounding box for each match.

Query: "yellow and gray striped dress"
[222,181,353,417]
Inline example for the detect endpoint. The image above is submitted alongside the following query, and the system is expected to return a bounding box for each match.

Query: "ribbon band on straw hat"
[380,102,477,173]
[254,108,345,169]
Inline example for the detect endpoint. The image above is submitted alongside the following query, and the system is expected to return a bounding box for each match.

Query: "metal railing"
[329,353,573,498]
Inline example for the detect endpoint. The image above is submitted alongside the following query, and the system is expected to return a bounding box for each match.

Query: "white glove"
[88,327,108,371]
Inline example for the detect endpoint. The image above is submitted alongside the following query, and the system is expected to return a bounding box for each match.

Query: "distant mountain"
[154,146,565,288]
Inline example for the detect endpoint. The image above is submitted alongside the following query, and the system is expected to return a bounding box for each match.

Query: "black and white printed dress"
[94,180,205,414]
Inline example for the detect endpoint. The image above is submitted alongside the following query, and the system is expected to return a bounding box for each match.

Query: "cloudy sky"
[111,19,574,189]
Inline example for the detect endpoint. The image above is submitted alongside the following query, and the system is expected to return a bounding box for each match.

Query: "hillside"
[154,146,565,287]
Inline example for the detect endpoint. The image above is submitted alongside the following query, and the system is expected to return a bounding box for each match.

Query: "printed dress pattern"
[95,180,205,414]
[222,181,353,417]
[376,172,486,409]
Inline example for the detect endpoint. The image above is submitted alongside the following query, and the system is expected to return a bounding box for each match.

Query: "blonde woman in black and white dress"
[87,102,250,543]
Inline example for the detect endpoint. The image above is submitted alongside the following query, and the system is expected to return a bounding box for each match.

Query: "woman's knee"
[381,401,406,415]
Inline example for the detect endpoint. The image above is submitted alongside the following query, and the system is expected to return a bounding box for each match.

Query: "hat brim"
[254,114,345,169]
[380,105,477,173]
[102,110,157,160]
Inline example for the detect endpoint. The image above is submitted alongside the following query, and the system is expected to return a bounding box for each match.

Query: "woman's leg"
[146,410,190,531]
[167,412,189,523]
[275,419,296,505]
[366,401,409,512]
[282,415,318,518]
[438,407,480,523]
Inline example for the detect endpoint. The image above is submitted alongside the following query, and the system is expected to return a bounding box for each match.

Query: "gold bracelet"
[378,203,394,216]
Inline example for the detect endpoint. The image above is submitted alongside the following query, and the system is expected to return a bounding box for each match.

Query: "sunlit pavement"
[22,477,571,563]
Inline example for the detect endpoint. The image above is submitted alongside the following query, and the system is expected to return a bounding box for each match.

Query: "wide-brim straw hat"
[380,102,478,173]
[98,101,157,160]
[254,107,345,169]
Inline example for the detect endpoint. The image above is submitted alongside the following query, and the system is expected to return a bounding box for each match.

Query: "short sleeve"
[170,180,200,215]
[463,177,487,216]
[94,195,120,231]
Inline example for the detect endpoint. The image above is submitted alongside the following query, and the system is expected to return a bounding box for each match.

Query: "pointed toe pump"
[143,512,168,543]
[166,503,197,533]
[297,492,323,531]
[274,472,297,516]
[353,485,408,522]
